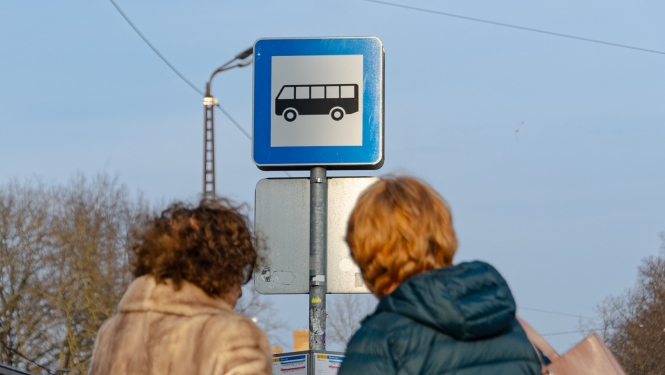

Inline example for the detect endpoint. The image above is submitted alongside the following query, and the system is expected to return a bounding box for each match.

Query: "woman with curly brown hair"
[339,176,541,375]
[89,199,271,375]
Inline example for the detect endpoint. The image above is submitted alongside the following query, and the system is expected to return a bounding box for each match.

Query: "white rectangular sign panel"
[254,177,377,294]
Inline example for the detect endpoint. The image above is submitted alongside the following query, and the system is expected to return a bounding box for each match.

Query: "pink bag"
[517,317,626,375]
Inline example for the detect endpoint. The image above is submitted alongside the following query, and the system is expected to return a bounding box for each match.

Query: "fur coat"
[89,276,272,375]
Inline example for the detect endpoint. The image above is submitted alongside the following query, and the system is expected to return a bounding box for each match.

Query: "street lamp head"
[235,46,254,60]
[208,46,254,85]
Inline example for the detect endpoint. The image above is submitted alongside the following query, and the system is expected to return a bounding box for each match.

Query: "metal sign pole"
[309,167,327,350]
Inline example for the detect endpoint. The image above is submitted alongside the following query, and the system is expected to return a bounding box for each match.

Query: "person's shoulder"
[340,312,403,375]
[95,314,120,340]
[198,312,272,375]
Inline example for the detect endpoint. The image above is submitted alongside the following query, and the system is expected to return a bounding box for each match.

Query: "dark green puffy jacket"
[338,261,541,375]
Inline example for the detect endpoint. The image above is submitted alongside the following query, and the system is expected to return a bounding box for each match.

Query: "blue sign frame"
[253,37,384,170]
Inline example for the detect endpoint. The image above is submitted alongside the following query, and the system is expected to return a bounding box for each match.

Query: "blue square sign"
[253,37,384,170]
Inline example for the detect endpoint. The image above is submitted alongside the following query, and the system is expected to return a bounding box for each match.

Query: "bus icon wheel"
[283,108,298,122]
[330,107,345,121]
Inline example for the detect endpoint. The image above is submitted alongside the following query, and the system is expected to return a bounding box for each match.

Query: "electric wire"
[541,330,588,337]
[0,338,55,375]
[216,104,251,139]
[541,326,618,337]
[108,0,203,96]
[213,105,295,178]
[364,0,665,56]
[107,0,256,146]
[520,306,600,321]
[107,0,293,177]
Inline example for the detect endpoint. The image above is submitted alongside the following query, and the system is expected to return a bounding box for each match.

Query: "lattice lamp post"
[203,47,253,199]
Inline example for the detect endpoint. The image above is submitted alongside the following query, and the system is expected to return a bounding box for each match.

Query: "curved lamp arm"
[206,47,254,96]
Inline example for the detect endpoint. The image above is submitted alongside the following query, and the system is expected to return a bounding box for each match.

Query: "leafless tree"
[327,294,377,348]
[585,233,665,374]
[0,174,150,375]
[41,173,149,374]
[0,180,57,374]
[0,173,288,374]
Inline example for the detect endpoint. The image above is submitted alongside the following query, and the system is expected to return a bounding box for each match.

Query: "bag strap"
[516,316,559,360]
[518,317,550,375]
[528,340,550,375]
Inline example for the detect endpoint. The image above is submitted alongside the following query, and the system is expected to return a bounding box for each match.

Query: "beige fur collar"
[118,276,231,316]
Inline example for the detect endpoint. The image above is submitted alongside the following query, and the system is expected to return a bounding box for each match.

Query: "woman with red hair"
[339,176,541,375]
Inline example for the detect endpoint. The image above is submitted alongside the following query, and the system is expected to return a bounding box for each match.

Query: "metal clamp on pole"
[309,167,327,351]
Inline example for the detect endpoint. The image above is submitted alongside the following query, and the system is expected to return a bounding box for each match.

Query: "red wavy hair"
[345,176,458,297]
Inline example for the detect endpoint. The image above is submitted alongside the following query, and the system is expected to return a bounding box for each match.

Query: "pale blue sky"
[1,0,664,353]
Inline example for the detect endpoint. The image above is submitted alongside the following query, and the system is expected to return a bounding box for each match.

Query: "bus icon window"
[275,84,359,122]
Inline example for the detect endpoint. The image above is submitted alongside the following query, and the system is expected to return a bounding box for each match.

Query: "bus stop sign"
[253,37,384,170]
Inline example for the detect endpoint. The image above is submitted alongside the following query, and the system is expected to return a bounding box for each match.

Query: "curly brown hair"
[129,198,262,297]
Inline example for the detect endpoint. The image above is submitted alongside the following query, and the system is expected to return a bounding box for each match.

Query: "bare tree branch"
[327,294,377,349]
[235,286,289,347]
[0,174,150,374]
[586,234,665,374]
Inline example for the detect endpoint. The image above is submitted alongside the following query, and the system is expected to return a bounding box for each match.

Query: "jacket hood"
[376,261,516,341]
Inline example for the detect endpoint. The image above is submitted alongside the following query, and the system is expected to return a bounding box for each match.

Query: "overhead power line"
[216,105,251,139]
[520,306,600,321]
[541,330,587,337]
[364,0,665,56]
[108,0,293,177]
[108,0,203,96]
[107,0,255,142]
